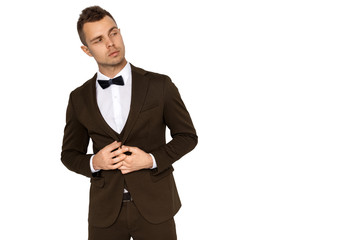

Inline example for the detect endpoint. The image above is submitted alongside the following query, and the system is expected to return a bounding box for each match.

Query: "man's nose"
[106,38,115,48]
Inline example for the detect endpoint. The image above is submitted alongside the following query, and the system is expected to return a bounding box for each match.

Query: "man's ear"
[81,45,93,57]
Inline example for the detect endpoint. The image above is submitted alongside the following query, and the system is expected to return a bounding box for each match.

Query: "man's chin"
[100,58,127,69]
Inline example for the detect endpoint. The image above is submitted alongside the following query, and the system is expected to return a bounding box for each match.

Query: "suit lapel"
[88,73,120,141]
[86,64,149,143]
[121,65,149,143]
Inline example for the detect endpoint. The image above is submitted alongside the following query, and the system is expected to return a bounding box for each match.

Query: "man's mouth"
[109,51,120,57]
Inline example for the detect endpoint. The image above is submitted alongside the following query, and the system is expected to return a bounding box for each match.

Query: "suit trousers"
[88,201,177,240]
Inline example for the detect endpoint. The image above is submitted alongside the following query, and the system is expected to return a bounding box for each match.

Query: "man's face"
[81,16,126,71]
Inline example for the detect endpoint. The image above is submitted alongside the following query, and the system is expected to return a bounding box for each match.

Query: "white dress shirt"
[90,62,156,173]
[96,63,132,134]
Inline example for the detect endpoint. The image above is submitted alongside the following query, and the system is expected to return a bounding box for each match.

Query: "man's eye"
[110,32,118,37]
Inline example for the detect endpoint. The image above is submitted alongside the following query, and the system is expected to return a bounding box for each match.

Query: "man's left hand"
[118,146,153,174]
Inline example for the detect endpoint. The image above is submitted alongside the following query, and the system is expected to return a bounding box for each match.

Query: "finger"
[111,160,123,169]
[118,153,128,161]
[122,145,137,154]
[111,156,121,165]
[110,149,122,158]
[119,159,130,168]
[111,152,127,163]
[112,154,126,164]
[106,141,121,152]
[113,146,130,156]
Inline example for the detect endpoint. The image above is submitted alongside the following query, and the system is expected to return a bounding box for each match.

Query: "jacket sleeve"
[150,77,198,175]
[61,93,93,178]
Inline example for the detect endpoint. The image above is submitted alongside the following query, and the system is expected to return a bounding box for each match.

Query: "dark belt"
[122,192,133,202]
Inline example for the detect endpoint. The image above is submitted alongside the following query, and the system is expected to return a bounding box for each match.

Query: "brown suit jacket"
[61,64,197,228]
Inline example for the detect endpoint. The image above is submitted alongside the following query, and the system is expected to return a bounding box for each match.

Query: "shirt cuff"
[90,155,100,173]
[149,153,157,169]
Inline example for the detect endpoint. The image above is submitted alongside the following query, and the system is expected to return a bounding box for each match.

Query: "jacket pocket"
[150,166,174,183]
[90,177,105,188]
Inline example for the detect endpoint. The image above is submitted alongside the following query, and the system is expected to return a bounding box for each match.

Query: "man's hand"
[92,141,128,171]
[118,145,153,174]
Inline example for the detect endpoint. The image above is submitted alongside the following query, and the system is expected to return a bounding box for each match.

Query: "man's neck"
[98,60,128,78]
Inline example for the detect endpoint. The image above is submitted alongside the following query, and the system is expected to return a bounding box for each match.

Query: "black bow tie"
[98,75,124,89]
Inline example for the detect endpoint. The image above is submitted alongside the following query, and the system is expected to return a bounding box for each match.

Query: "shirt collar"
[96,61,131,85]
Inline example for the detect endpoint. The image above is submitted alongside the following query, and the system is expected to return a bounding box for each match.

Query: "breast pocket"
[141,102,159,113]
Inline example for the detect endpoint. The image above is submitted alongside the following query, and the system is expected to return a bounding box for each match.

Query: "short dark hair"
[77,6,116,46]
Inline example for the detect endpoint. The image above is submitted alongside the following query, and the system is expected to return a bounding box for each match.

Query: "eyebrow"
[89,26,118,43]
[108,26,118,34]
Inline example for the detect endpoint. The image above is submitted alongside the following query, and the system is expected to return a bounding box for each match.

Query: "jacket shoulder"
[69,74,96,99]
[131,64,171,83]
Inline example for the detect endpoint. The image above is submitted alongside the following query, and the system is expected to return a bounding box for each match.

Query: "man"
[61,6,197,240]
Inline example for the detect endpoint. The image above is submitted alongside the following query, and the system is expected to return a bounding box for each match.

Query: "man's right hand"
[92,141,127,171]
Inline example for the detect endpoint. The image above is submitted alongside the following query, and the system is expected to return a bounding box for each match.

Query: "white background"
[1,0,360,239]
